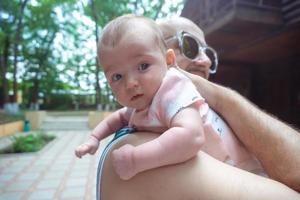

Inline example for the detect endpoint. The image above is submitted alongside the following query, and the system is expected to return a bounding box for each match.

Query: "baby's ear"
[166,49,176,67]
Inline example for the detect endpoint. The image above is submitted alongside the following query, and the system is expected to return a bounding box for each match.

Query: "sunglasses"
[166,31,218,74]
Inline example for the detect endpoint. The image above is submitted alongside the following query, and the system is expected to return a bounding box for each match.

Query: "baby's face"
[100,25,167,111]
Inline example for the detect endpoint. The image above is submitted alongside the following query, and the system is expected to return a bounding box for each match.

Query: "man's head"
[158,17,217,79]
[98,14,176,111]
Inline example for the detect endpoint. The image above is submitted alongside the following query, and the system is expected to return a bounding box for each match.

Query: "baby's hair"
[98,14,167,58]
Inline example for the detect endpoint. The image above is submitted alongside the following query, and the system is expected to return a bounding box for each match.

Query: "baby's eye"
[138,63,149,71]
[111,74,122,82]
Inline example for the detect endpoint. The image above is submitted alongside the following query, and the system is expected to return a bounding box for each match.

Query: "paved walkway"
[0,115,112,200]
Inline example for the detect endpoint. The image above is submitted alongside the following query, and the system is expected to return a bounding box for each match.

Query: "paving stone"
[85,171,96,178]
[60,186,85,199]
[75,157,92,164]
[18,173,40,181]
[43,171,65,179]
[0,191,24,200]
[68,169,89,178]
[72,163,90,170]
[34,159,52,166]
[18,157,36,161]
[0,157,15,163]
[26,167,45,173]
[42,154,57,160]
[5,180,34,191]
[90,184,97,199]
[0,161,12,170]
[1,166,24,173]
[36,179,61,189]
[30,164,48,170]
[0,117,102,199]
[27,189,56,200]
[49,164,69,171]
[0,174,15,182]
[76,169,95,179]
[12,160,32,167]
[54,157,73,164]
[65,177,87,187]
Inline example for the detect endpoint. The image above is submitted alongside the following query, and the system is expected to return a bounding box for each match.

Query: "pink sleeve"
[153,68,206,127]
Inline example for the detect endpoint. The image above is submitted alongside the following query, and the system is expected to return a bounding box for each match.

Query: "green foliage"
[43,93,74,110]
[10,132,55,153]
[1,0,183,110]
[0,112,25,125]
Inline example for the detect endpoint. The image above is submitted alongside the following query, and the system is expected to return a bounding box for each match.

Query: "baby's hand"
[112,144,136,180]
[75,136,99,158]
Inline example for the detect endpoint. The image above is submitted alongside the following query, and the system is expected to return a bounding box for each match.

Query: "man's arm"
[180,68,300,191]
[102,133,300,200]
[216,87,300,191]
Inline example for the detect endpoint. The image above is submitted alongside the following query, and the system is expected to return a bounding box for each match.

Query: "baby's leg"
[112,126,203,180]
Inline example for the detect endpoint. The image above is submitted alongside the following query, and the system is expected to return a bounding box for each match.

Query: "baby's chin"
[120,102,148,111]
[133,103,151,112]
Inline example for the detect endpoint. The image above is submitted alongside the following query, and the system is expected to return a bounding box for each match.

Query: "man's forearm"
[212,83,300,191]
[180,68,300,190]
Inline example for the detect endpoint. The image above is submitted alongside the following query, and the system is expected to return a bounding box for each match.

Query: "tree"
[0,0,20,110]
[21,0,75,109]
[12,0,29,106]
[1,0,183,111]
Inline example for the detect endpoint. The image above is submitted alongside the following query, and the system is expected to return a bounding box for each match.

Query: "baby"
[75,14,259,180]
[75,14,206,180]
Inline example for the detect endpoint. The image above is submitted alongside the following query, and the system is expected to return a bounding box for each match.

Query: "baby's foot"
[112,144,136,180]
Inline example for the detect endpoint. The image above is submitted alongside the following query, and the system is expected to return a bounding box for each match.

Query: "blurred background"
[1,0,299,128]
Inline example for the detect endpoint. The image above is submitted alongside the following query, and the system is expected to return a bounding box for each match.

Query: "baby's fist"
[75,136,99,158]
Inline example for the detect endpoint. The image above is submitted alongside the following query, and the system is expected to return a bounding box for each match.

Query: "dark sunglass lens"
[182,35,198,59]
[204,48,217,73]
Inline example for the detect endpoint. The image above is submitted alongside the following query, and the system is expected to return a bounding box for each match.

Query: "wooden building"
[181,0,300,128]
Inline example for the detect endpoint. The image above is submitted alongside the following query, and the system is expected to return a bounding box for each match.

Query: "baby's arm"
[75,107,130,158]
[112,106,204,179]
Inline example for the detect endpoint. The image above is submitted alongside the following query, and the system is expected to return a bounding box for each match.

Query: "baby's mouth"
[131,94,143,101]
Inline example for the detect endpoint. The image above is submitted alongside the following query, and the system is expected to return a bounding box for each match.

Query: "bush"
[0,112,25,125]
[1,132,55,153]
[44,94,74,110]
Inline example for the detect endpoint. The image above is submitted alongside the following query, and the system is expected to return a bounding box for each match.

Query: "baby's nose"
[125,75,138,90]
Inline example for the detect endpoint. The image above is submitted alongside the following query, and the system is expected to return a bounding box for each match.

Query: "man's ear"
[166,49,176,66]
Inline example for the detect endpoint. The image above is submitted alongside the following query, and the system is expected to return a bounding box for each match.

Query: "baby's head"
[98,14,176,110]
[98,14,167,58]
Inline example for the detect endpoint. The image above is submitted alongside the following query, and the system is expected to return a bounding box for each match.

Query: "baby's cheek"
[111,87,121,97]
[115,92,128,106]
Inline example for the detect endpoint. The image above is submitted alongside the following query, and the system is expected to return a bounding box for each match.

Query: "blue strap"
[96,127,136,200]
[113,126,136,140]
